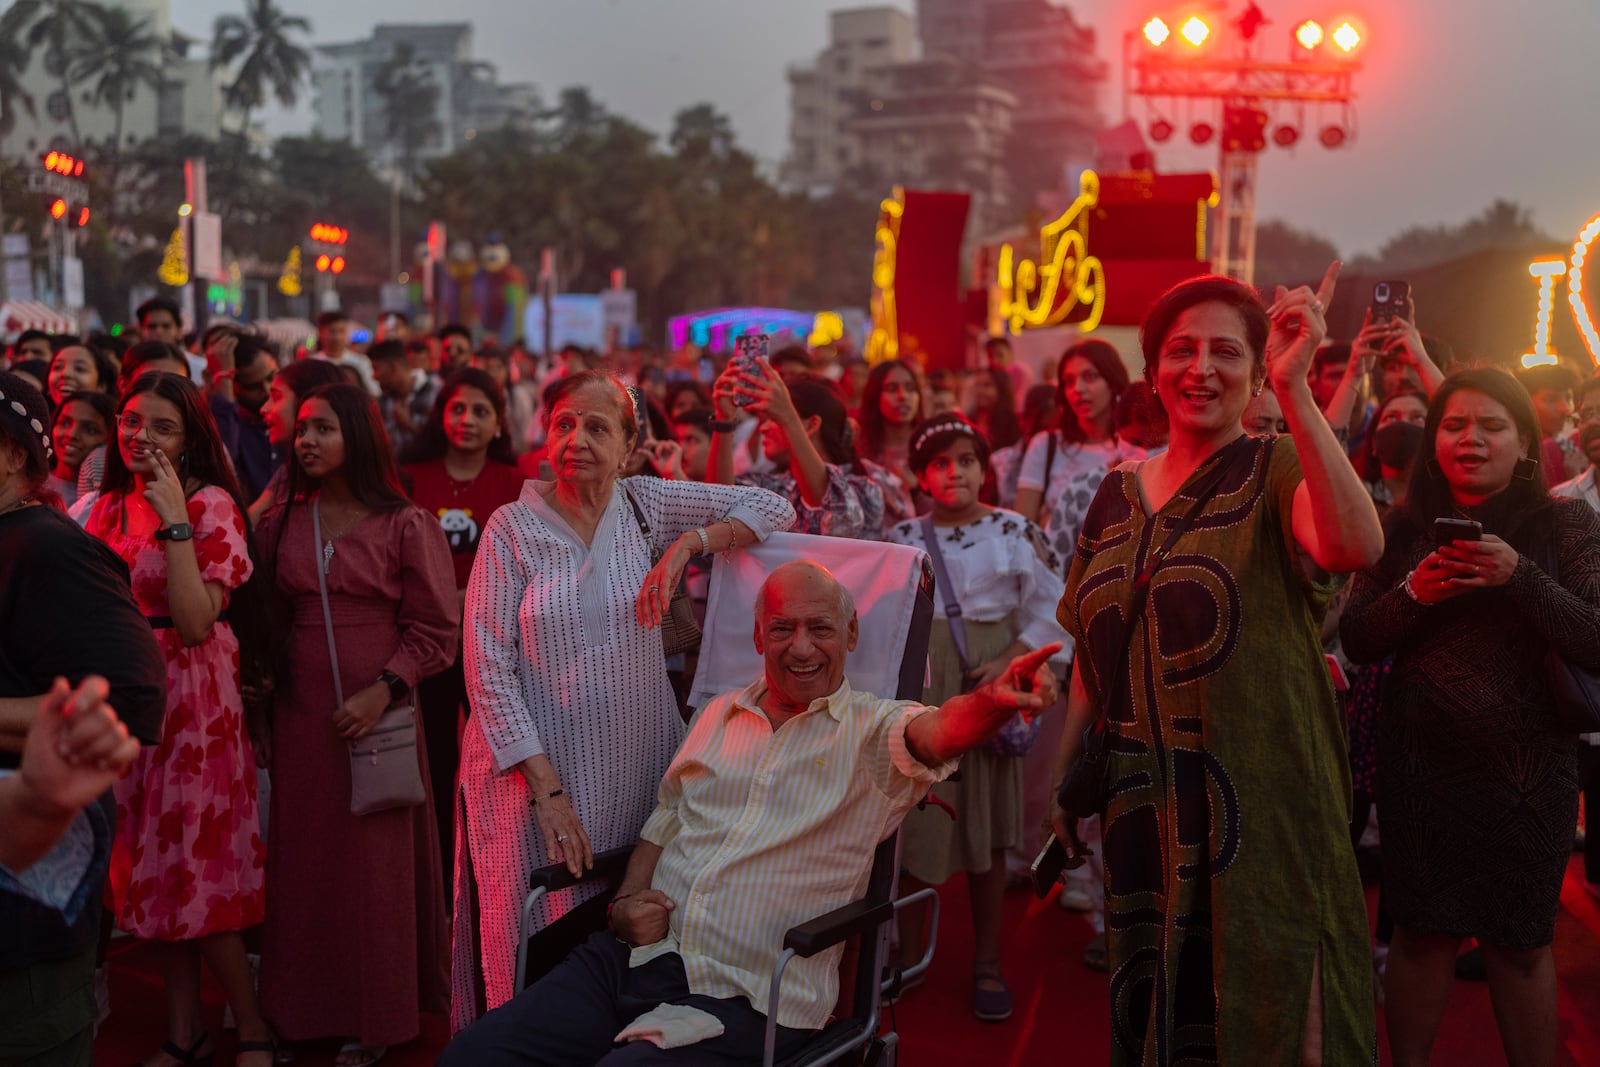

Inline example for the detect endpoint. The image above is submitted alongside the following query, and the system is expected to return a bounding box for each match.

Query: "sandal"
[132,1031,214,1067]
[334,1041,389,1067]
[236,1034,276,1067]
[970,963,1013,1023]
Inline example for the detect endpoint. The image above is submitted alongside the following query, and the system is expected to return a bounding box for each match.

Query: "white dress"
[1016,431,1147,571]
[449,475,796,1029]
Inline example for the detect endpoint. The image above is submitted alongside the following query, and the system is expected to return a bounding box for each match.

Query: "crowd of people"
[0,267,1597,1067]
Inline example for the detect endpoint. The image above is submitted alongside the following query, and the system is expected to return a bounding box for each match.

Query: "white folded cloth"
[615,1003,727,1050]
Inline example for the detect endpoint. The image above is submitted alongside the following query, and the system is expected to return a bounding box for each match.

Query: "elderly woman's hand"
[1264,260,1341,396]
[636,535,696,629]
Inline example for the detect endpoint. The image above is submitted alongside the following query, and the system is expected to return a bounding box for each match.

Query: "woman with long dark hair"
[966,366,1021,453]
[255,384,457,1067]
[1342,368,1600,1066]
[80,372,274,1067]
[1014,339,1144,567]
[247,358,348,525]
[401,368,525,885]
[48,390,113,507]
[709,363,885,538]
[857,359,924,519]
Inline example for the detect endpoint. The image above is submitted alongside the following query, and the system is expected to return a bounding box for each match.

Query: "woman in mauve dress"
[257,384,458,1067]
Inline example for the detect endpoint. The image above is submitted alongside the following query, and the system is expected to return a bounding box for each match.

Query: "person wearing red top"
[402,367,525,883]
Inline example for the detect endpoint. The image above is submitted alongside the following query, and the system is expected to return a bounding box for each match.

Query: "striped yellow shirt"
[633,677,957,1029]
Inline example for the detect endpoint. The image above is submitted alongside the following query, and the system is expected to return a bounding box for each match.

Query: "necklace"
[0,496,33,518]
[318,504,368,573]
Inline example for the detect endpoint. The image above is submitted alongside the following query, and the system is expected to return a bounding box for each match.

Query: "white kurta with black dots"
[448,475,795,1029]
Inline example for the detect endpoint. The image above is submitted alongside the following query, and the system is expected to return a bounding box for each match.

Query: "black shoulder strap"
[620,483,654,551]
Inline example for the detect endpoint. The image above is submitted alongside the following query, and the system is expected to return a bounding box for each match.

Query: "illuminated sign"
[309,223,349,245]
[997,170,1107,334]
[1522,260,1566,368]
[865,192,905,362]
[1570,214,1600,363]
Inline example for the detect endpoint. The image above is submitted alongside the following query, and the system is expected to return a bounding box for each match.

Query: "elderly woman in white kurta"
[449,370,795,1029]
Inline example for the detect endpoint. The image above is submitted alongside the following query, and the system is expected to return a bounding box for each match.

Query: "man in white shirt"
[1549,373,1600,897]
[308,309,380,397]
[441,561,1060,1066]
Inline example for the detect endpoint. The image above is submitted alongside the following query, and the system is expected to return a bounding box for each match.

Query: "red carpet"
[93,857,1600,1066]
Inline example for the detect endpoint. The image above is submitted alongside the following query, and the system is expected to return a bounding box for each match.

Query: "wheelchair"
[514,534,943,1067]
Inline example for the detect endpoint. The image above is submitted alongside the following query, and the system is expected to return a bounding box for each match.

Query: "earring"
[1513,455,1538,482]
[1251,383,1263,398]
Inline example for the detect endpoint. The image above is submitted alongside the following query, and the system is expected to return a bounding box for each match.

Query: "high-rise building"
[311,24,540,171]
[0,0,234,160]
[917,0,1106,202]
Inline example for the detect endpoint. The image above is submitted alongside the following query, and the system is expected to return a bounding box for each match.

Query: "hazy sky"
[169,0,1600,258]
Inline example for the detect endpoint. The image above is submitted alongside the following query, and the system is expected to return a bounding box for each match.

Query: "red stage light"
[1189,122,1215,145]
[1149,119,1175,143]
[1272,124,1300,147]
[1319,125,1348,148]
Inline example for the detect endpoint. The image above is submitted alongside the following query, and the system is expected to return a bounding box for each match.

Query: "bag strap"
[621,483,657,558]
[920,515,971,675]
[1039,432,1059,511]
[312,499,345,709]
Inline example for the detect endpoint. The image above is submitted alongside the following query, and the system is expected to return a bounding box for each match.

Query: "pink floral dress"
[86,485,266,940]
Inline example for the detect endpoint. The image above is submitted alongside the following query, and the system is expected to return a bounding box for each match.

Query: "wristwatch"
[379,669,409,704]
[707,418,738,434]
[154,523,193,542]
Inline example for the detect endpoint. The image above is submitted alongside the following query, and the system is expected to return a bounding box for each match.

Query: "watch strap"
[155,523,193,542]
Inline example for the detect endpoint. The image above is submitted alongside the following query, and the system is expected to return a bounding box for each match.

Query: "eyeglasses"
[117,413,181,440]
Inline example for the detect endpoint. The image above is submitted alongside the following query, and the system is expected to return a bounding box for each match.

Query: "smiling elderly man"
[442,560,1060,1066]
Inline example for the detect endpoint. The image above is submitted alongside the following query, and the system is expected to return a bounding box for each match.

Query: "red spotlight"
[1189,122,1215,145]
[1149,119,1175,143]
[49,198,67,220]
[1318,125,1348,148]
[1272,124,1301,148]
[330,256,346,275]
[315,254,331,272]
[76,206,90,227]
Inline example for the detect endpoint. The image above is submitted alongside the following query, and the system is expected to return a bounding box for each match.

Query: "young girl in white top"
[886,414,1070,1022]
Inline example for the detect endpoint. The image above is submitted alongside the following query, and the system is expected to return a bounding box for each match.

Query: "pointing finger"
[1315,260,1342,307]
[1009,642,1062,678]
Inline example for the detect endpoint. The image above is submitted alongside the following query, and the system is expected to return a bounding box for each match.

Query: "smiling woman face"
[1153,301,1260,444]
[47,346,100,405]
[1433,389,1528,506]
[116,393,185,476]
[53,397,109,473]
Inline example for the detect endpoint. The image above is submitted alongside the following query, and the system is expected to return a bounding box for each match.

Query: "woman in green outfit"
[1049,265,1384,1065]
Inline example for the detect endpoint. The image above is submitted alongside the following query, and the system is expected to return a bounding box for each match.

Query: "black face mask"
[1373,421,1425,471]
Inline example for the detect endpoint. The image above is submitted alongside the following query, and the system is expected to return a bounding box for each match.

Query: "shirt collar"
[732,675,853,724]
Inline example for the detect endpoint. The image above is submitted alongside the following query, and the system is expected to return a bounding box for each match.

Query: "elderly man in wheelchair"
[442,557,1058,1066]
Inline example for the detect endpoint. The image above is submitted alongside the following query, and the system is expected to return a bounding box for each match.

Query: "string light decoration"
[1569,214,1600,364]
[158,227,188,286]
[1522,259,1566,368]
[998,170,1107,334]
[865,191,904,362]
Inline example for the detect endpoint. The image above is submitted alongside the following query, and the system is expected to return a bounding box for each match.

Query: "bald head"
[754,561,859,711]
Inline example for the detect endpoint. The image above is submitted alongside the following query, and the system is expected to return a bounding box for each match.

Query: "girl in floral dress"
[83,372,273,1067]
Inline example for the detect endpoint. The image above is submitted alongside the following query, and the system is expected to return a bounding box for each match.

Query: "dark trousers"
[418,652,465,892]
[440,932,815,1067]
[1582,743,1600,885]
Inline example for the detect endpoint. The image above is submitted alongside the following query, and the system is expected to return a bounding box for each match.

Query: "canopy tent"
[1,301,76,337]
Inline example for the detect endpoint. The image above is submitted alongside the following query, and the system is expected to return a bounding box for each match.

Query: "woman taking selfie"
[81,373,273,1067]
[1050,266,1383,1064]
[402,367,525,882]
[1341,368,1600,1067]
[256,384,459,1067]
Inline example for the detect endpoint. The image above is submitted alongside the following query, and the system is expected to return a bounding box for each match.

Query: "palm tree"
[209,0,311,145]
[0,33,37,148]
[69,6,165,174]
[0,0,107,148]
[372,42,443,183]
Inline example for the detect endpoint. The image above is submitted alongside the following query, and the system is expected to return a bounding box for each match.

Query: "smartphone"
[1371,280,1411,326]
[1325,654,1351,693]
[1030,834,1070,898]
[730,333,770,408]
[1433,517,1483,547]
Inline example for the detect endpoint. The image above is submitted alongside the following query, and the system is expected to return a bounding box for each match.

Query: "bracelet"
[708,419,737,433]
[212,369,237,381]
[695,527,711,555]
[528,787,565,805]
[1400,571,1422,603]
[606,892,634,920]
[722,517,739,554]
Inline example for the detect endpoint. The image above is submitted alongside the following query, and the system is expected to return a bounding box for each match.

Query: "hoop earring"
[1513,455,1538,482]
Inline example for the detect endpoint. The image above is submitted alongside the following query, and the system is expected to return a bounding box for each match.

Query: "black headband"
[0,373,53,472]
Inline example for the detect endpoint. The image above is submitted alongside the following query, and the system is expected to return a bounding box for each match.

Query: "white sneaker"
[1057,882,1095,912]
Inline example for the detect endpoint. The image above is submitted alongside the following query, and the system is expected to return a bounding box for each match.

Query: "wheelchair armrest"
[528,846,635,894]
[781,898,894,959]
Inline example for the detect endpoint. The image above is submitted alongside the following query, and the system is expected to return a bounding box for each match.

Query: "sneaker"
[1057,882,1095,912]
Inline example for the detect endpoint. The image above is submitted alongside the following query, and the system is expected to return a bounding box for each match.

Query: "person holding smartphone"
[1341,368,1600,1067]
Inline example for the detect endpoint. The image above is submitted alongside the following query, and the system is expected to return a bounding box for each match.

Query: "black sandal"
[236,1036,276,1066]
[133,1031,214,1067]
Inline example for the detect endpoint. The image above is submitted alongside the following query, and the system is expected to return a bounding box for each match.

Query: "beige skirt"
[901,618,1025,884]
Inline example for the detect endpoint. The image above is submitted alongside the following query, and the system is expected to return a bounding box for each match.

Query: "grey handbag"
[313,500,426,816]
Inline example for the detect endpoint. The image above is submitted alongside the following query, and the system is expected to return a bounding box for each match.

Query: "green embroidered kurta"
[1061,436,1375,1066]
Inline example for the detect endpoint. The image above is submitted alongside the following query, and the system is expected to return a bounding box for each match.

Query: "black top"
[0,502,167,970]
